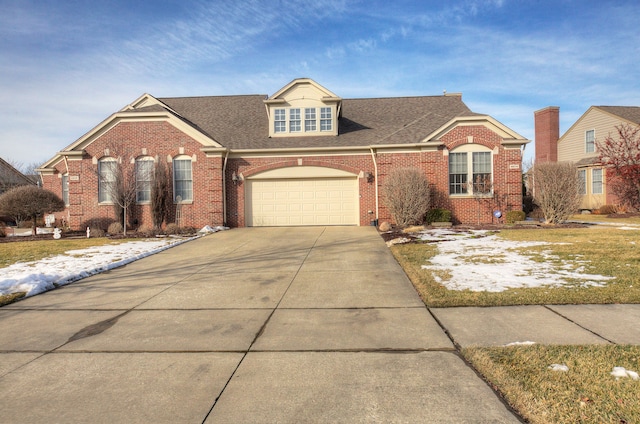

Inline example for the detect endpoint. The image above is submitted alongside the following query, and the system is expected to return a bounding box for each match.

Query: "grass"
[463,345,640,424]
[570,214,640,225]
[0,238,120,269]
[391,227,640,307]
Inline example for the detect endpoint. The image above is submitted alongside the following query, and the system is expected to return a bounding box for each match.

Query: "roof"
[156,94,476,149]
[0,157,36,188]
[594,106,640,125]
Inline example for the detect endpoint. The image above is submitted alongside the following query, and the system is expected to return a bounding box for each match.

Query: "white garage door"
[246,176,359,226]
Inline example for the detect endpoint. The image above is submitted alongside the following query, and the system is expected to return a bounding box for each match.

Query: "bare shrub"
[382,168,431,227]
[151,159,170,229]
[165,223,180,235]
[531,162,582,224]
[89,227,105,238]
[107,222,123,235]
[597,124,640,211]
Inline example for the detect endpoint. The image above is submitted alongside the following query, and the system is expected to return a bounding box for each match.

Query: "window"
[448,147,493,195]
[274,109,286,133]
[578,169,586,195]
[62,174,69,206]
[289,108,301,132]
[173,157,193,202]
[592,168,603,194]
[98,158,117,203]
[585,130,595,153]
[320,107,332,131]
[305,108,317,132]
[135,157,154,203]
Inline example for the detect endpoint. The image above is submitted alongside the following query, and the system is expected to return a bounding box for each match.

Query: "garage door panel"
[247,177,358,226]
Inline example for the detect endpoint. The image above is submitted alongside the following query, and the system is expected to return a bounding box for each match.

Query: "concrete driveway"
[0,227,519,423]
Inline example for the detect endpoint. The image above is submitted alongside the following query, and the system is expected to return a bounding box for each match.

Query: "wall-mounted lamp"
[364,172,374,183]
[232,172,243,185]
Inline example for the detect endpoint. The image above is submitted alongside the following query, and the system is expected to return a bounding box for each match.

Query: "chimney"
[534,106,559,163]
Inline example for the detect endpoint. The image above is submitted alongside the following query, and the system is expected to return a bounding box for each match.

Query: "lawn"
[391,226,640,307]
[390,223,640,423]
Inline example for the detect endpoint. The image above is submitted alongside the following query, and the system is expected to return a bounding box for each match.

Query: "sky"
[1,0,639,170]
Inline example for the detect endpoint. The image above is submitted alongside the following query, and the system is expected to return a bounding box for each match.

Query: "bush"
[107,221,124,235]
[595,204,617,215]
[89,227,105,238]
[0,225,5,238]
[382,167,431,226]
[505,210,526,224]
[138,226,161,237]
[164,223,180,235]
[531,162,582,224]
[425,208,451,224]
[82,218,116,232]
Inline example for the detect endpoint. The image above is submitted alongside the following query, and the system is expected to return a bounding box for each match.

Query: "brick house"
[38,78,529,230]
[535,105,640,210]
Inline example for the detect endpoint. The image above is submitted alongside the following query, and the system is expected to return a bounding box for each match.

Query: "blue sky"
[1,0,639,169]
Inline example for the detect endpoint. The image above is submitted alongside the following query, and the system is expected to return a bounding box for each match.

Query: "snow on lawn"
[417,229,614,292]
[0,237,194,298]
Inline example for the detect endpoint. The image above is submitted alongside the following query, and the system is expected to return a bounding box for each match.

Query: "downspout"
[222,149,230,226]
[369,147,379,222]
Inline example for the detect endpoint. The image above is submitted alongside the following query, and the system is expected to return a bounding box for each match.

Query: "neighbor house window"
[289,108,301,132]
[585,130,595,153]
[135,157,154,203]
[448,147,493,195]
[320,107,332,131]
[578,169,587,195]
[173,156,193,202]
[305,108,317,132]
[592,168,603,194]
[62,174,69,206]
[274,109,286,133]
[98,157,117,203]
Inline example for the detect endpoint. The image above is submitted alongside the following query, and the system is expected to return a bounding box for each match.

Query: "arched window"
[448,145,493,195]
[98,157,117,203]
[135,156,154,203]
[173,155,192,202]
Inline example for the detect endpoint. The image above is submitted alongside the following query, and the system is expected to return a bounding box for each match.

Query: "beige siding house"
[535,105,640,210]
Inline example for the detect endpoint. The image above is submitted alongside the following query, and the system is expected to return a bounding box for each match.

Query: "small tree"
[0,186,65,234]
[151,159,170,229]
[98,151,139,236]
[531,162,582,224]
[382,167,431,226]
[597,124,640,211]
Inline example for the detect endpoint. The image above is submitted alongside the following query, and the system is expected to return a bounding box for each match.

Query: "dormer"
[264,78,342,138]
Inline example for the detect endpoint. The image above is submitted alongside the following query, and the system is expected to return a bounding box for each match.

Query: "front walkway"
[0,227,519,423]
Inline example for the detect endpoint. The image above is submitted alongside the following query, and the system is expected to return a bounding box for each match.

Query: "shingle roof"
[155,94,475,149]
[0,157,36,188]
[595,106,640,125]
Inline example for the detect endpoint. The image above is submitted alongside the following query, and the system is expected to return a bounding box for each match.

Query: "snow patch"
[504,341,536,346]
[611,367,639,380]
[548,364,569,372]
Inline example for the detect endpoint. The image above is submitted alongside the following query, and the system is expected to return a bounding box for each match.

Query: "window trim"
[62,174,69,206]
[135,156,155,204]
[98,157,117,204]
[448,145,493,197]
[578,169,587,195]
[585,129,595,153]
[172,156,193,203]
[592,168,603,194]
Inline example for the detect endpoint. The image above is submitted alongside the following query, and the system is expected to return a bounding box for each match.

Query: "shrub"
[382,167,431,226]
[425,208,451,224]
[0,226,5,238]
[165,223,180,235]
[596,204,617,215]
[531,162,582,224]
[138,226,161,237]
[107,221,124,235]
[82,218,115,232]
[505,210,526,224]
[89,227,105,238]
[179,226,197,235]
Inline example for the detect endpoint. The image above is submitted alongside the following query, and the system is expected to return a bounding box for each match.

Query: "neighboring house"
[38,78,529,230]
[535,105,640,210]
[0,157,36,195]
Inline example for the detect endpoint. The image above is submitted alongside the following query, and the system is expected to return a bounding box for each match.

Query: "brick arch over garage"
[241,159,362,179]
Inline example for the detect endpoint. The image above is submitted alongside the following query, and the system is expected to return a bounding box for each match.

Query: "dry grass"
[464,345,640,423]
[390,227,640,307]
[0,238,127,269]
[570,214,640,225]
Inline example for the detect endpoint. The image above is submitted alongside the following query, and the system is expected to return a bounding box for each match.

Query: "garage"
[245,166,359,226]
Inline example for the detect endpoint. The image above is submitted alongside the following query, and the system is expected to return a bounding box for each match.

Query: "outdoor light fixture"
[232,172,243,185]
[364,172,374,183]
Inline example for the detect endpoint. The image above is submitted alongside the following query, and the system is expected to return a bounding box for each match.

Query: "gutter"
[369,147,379,221]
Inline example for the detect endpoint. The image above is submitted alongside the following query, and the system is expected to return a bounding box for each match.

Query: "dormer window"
[305,108,316,131]
[271,106,335,135]
[290,108,301,132]
[320,107,332,131]
[274,109,286,133]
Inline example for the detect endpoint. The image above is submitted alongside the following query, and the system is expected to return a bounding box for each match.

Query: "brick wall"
[42,121,524,229]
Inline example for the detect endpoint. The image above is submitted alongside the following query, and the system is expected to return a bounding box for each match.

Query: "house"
[0,157,36,195]
[535,105,640,210]
[37,78,529,230]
